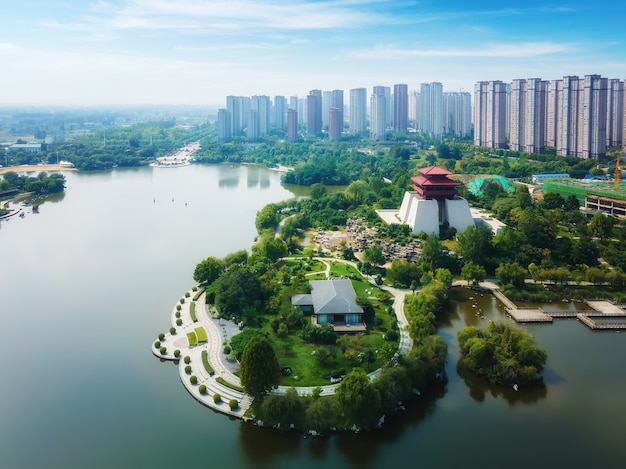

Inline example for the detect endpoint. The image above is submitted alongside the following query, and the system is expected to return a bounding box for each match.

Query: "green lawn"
[186,331,198,346]
[329,262,360,278]
[195,326,207,343]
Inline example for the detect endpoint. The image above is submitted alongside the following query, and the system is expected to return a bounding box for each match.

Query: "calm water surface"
[1,164,624,469]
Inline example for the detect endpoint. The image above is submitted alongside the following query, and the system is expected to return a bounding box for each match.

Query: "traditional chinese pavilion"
[395,164,474,235]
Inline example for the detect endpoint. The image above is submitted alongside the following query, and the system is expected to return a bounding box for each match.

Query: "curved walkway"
[151,257,415,416]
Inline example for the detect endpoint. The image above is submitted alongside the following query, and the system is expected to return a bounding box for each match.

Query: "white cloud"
[347,42,575,60]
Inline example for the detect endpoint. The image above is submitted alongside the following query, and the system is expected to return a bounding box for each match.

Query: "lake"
[1,164,624,468]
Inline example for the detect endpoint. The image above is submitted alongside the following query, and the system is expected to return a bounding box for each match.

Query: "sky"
[2,0,625,107]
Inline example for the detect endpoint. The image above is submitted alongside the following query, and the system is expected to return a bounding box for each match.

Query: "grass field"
[186,331,198,346]
[195,326,207,343]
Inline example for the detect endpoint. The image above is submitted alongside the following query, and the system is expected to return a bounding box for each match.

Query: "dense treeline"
[457,322,547,386]
[0,171,65,195]
[3,122,213,170]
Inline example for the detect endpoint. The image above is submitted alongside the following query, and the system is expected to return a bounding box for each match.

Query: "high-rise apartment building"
[418,82,444,137]
[578,74,608,159]
[329,107,342,140]
[546,80,561,148]
[226,95,244,136]
[331,90,344,133]
[251,95,271,136]
[273,95,287,132]
[322,91,332,129]
[217,108,232,142]
[287,109,298,141]
[393,84,408,133]
[443,92,472,138]
[307,90,322,136]
[371,86,387,141]
[473,80,508,148]
[606,79,623,147]
[349,88,367,135]
[556,76,581,157]
[510,78,547,153]
[409,90,419,126]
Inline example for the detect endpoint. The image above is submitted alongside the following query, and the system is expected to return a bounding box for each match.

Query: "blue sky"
[2,0,624,106]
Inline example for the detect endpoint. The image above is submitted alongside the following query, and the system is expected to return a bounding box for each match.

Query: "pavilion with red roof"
[379,164,475,236]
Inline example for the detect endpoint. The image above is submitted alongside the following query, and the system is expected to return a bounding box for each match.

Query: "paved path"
[152,257,416,416]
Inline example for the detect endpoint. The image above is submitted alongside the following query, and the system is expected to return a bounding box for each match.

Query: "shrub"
[184,356,191,364]
[213,393,222,403]
[192,286,198,292]
[180,298,185,304]
[158,333,165,341]
[374,316,383,327]
[185,292,190,298]
[199,384,207,394]
[154,341,161,348]
[175,311,181,318]
[174,349,181,358]
[190,375,198,385]
[176,318,183,326]
[176,304,182,311]
[223,345,232,355]
[170,327,176,334]
[185,365,192,374]
[228,399,239,411]
[159,347,167,354]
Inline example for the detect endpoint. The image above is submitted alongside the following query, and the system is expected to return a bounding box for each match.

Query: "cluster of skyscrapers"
[474,74,624,159]
[217,84,472,143]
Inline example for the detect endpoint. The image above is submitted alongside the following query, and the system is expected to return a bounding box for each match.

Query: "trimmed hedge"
[190,303,197,322]
[190,375,198,385]
[216,377,243,392]
[228,399,239,411]
[213,393,222,403]
[199,384,207,395]
[192,288,205,301]
[201,350,214,376]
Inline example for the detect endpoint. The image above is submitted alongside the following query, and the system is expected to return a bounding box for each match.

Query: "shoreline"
[0,164,77,175]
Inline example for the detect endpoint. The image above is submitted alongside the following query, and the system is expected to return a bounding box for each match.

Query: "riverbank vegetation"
[457,322,547,386]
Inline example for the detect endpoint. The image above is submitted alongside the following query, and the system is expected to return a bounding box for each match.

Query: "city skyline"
[2,1,626,106]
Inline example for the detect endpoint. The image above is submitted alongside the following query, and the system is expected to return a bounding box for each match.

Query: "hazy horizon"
[2,1,625,107]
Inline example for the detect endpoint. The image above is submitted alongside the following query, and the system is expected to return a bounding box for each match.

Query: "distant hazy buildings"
[307,89,323,136]
[393,83,408,133]
[349,88,367,136]
[370,86,388,141]
[443,91,472,138]
[287,109,298,141]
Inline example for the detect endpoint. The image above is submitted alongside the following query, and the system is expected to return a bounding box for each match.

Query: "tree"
[588,212,614,241]
[336,368,381,429]
[364,246,385,266]
[461,262,486,286]
[239,336,280,399]
[456,225,493,266]
[193,256,224,286]
[495,262,527,287]
[261,237,288,262]
[256,204,279,232]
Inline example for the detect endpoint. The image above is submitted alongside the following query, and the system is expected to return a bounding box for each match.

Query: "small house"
[291,279,366,333]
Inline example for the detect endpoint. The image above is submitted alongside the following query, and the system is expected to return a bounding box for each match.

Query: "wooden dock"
[495,292,626,330]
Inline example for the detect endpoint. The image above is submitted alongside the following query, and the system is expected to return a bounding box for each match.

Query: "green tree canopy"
[193,256,224,286]
[336,368,382,429]
[239,336,280,399]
